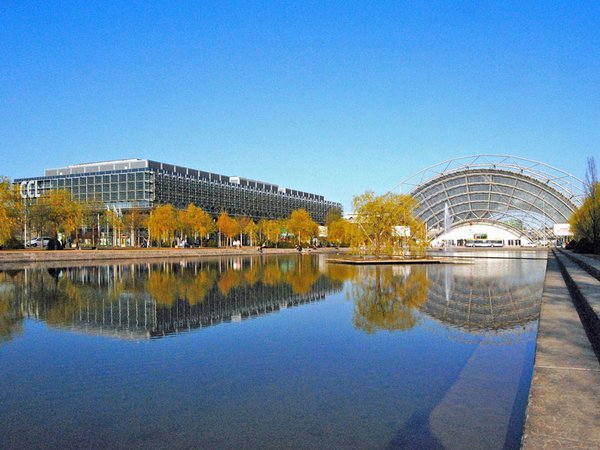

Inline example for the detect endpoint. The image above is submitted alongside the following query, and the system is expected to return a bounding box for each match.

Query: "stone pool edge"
[521,250,600,449]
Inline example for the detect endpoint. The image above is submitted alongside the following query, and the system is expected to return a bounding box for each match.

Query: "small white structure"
[553,223,572,237]
[318,226,328,238]
[430,222,533,247]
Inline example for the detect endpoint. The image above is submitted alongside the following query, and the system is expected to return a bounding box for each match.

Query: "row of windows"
[64,183,153,193]
[69,190,151,202]
[52,172,151,186]
[155,173,337,222]
[20,171,341,223]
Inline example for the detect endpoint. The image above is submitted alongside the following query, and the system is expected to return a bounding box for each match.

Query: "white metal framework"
[396,155,585,238]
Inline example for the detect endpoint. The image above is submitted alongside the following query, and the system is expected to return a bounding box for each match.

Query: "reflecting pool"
[0,252,547,449]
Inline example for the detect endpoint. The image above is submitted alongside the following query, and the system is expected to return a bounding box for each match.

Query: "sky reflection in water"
[0,253,546,449]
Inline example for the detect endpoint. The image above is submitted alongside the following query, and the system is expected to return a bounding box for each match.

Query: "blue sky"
[2,1,599,211]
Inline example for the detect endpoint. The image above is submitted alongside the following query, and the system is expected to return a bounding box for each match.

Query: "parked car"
[28,237,51,248]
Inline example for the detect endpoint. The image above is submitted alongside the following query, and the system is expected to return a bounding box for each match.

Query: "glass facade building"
[15,159,341,223]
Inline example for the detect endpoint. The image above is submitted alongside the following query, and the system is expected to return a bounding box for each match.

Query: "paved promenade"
[522,250,600,449]
[0,246,344,267]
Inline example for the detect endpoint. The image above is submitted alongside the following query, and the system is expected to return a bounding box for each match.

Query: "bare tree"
[584,157,600,252]
[585,156,598,195]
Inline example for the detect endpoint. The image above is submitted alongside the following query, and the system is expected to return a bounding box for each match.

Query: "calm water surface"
[0,252,547,449]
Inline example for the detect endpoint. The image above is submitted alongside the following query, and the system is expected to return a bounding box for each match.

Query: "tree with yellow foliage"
[258,219,284,246]
[147,204,178,247]
[176,209,189,243]
[79,198,105,247]
[325,207,342,225]
[29,189,82,246]
[0,178,23,247]
[352,191,427,258]
[242,217,258,246]
[327,218,351,247]
[237,216,251,246]
[287,209,318,245]
[176,204,213,246]
[570,157,600,253]
[123,208,147,247]
[193,206,214,245]
[217,211,240,247]
[105,207,124,247]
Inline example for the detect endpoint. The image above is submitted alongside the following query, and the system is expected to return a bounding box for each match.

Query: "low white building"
[430,222,533,247]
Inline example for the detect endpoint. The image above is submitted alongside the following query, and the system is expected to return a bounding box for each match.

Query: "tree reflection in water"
[0,255,341,339]
[286,256,321,294]
[1,257,432,338]
[334,264,429,333]
[0,273,22,343]
[0,256,543,341]
[217,268,242,296]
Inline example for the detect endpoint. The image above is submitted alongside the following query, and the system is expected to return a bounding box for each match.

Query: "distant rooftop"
[61,158,146,169]
[42,158,325,200]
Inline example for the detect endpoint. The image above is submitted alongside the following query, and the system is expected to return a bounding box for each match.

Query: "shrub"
[47,238,64,250]
[205,237,218,248]
[574,238,594,254]
[0,237,25,250]
[276,241,296,249]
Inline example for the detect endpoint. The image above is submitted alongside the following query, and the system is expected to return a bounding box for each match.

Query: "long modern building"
[15,158,341,223]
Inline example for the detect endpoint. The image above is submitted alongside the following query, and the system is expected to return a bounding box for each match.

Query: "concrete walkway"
[0,246,344,265]
[521,252,600,449]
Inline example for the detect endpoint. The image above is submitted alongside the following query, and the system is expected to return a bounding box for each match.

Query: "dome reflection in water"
[0,252,546,449]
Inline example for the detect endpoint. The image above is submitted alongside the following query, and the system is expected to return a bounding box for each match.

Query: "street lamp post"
[22,197,30,247]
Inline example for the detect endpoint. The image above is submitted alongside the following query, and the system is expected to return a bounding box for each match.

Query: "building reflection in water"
[0,255,545,342]
[422,258,545,332]
[327,256,544,335]
[0,256,341,340]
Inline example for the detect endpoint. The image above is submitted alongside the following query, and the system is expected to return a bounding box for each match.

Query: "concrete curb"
[552,249,600,358]
[556,248,600,282]
[0,247,347,265]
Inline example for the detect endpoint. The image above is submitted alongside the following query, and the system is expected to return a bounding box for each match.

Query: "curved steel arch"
[396,155,584,238]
